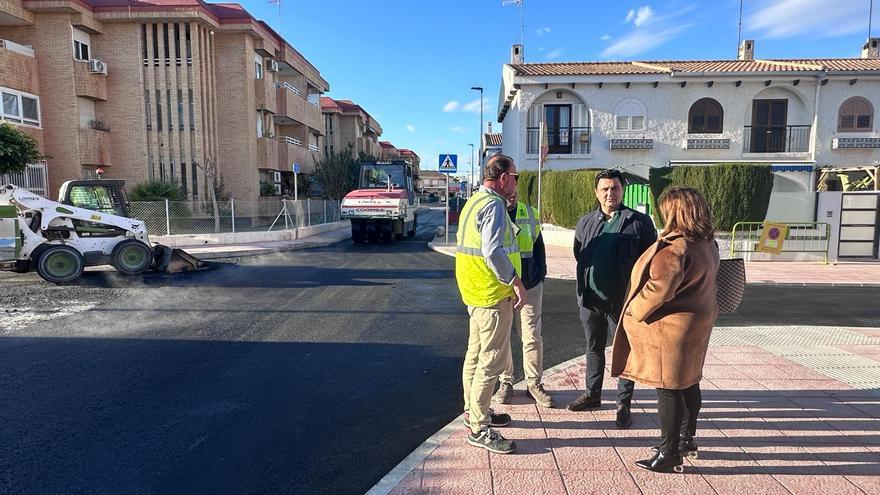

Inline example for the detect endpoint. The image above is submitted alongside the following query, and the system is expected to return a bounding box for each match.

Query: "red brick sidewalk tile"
[774,474,867,495]
[560,470,642,494]
[419,469,492,494]
[491,469,567,495]
[629,471,717,494]
[702,474,791,495]
[422,431,489,471]
[387,469,422,495]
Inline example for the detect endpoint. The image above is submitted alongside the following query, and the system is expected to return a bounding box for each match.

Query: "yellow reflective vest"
[455,190,522,307]
[514,202,541,259]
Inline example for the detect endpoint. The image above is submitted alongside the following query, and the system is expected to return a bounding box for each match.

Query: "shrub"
[128,179,187,201]
[516,169,600,228]
[648,163,773,231]
[0,122,44,174]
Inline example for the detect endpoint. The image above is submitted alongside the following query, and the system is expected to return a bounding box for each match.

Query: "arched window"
[614,98,646,131]
[688,98,723,133]
[838,97,874,132]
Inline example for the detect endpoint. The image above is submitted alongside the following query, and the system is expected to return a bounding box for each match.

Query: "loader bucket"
[153,244,208,273]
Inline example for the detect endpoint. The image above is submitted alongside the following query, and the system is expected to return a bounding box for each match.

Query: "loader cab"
[58,180,130,218]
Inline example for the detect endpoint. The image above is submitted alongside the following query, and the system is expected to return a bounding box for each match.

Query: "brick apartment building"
[0,0,328,201]
[321,97,382,158]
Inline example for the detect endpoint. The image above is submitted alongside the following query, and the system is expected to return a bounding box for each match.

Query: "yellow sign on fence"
[756,222,789,255]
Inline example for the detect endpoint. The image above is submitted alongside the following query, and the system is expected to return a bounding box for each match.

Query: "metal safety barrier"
[729,221,831,264]
[128,199,342,236]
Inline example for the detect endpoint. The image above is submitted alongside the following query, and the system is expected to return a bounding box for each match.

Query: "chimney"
[738,39,754,60]
[487,122,493,134]
[862,38,880,59]
[511,44,524,64]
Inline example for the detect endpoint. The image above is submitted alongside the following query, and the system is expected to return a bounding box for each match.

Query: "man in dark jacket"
[566,169,657,428]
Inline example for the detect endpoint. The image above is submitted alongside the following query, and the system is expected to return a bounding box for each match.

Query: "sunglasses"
[505,172,519,182]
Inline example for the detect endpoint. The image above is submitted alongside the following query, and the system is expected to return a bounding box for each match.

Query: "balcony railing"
[276,81,302,96]
[281,135,303,146]
[743,125,811,153]
[308,143,319,151]
[307,95,320,107]
[527,126,590,155]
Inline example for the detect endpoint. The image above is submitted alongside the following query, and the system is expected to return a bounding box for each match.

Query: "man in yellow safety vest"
[456,154,526,455]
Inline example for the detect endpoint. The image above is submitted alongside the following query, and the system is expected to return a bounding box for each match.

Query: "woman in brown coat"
[610,187,719,473]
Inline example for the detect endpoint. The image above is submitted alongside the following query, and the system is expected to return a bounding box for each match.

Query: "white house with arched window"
[497,40,880,223]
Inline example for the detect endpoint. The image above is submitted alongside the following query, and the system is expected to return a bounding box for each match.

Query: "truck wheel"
[36,245,84,284]
[112,240,154,275]
[383,221,396,244]
[407,216,418,237]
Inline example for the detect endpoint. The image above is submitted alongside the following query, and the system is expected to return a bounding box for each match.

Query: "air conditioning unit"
[267,59,279,72]
[273,171,282,183]
[88,58,108,75]
[273,183,282,195]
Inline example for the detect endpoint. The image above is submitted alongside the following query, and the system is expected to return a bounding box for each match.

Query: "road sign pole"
[445,174,449,244]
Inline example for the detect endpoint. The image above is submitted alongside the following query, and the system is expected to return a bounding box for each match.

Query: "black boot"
[635,450,684,473]
[679,437,698,459]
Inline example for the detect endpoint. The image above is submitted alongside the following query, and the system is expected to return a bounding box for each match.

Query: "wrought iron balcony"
[743,125,811,153]
[527,126,591,155]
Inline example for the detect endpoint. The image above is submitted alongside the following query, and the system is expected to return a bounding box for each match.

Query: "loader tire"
[112,240,154,275]
[36,245,84,284]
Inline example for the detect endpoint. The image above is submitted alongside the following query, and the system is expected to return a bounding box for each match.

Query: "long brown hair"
[658,187,714,240]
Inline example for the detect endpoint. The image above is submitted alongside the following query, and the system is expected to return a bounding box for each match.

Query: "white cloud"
[600,34,612,41]
[451,126,467,133]
[747,0,867,39]
[405,124,416,132]
[461,98,489,113]
[443,101,459,112]
[546,49,563,60]
[535,26,551,36]
[602,4,694,58]
[537,46,546,52]
[601,24,689,58]
[633,6,654,27]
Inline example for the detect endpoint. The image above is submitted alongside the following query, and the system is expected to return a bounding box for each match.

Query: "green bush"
[516,169,600,228]
[648,163,773,231]
[128,179,188,201]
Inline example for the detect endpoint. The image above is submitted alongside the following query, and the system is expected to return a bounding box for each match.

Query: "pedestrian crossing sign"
[438,154,457,173]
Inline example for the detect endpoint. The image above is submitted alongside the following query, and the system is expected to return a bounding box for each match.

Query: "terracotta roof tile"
[511,58,880,76]
[511,62,664,76]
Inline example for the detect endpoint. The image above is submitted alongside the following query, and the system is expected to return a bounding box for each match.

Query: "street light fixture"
[468,143,475,197]
[470,86,484,183]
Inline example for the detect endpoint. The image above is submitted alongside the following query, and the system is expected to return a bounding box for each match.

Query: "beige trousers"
[462,299,514,433]
[500,282,544,387]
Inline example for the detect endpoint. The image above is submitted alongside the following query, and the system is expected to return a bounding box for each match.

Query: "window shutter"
[571,103,587,128]
[857,114,872,129]
[840,115,854,129]
[631,115,645,130]
[615,115,629,131]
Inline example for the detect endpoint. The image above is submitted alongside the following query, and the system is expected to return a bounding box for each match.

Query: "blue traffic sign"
[438,154,457,173]
[292,162,301,174]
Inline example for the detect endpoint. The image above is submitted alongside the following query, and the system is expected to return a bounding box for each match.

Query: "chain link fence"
[128,199,342,236]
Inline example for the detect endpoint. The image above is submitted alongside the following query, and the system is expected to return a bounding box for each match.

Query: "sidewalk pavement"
[171,225,351,260]
[428,239,880,286]
[371,325,880,495]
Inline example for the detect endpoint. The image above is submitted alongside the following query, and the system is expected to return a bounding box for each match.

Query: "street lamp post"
[470,86,484,183]
[468,143,475,198]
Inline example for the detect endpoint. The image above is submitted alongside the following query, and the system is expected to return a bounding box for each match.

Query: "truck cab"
[341,161,418,243]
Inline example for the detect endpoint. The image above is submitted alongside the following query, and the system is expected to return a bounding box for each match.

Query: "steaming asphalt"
[2,206,879,494]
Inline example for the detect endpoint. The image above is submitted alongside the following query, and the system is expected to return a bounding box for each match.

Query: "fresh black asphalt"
[1,207,878,494]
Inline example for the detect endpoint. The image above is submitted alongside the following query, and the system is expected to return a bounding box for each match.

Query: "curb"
[365,354,586,495]
[427,237,880,287]
[185,230,351,261]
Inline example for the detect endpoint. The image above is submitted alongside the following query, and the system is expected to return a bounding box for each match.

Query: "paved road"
[1,207,878,494]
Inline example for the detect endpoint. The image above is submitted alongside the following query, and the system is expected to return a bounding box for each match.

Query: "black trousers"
[656,384,702,455]
[579,307,634,406]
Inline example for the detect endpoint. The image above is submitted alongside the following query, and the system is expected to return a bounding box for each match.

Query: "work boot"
[635,451,684,473]
[527,383,555,408]
[462,408,511,428]
[493,381,513,404]
[615,405,633,429]
[566,392,601,411]
[467,426,516,454]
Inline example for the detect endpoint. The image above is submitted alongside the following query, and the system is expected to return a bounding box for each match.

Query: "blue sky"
[237,0,878,176]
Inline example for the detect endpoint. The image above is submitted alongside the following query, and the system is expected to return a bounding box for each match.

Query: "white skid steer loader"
[0,180,205,284]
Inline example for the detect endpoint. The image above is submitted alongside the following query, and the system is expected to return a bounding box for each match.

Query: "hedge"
[648,163,773,231]
[514,163,773,231]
